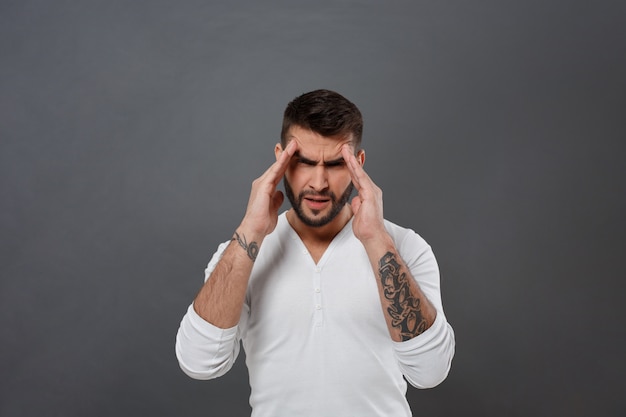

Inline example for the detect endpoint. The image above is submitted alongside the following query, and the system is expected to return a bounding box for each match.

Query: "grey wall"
[1,1,625,416]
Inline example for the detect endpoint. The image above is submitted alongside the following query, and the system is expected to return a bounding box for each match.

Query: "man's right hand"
[238,140,297,239]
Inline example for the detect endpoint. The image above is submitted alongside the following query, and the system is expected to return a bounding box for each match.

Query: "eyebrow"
[294,151,345,167]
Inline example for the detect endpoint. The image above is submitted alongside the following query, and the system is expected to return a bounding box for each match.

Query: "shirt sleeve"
[391,227,456,388]
[175,241,247,380]
[393,311,455,388]
[175,304,242,380]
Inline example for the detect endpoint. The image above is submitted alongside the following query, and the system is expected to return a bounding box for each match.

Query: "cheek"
[330,169,352,188]
[285,167,305,187]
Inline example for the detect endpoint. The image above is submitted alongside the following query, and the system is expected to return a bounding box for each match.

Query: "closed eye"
[323,157,346,168]
[293,152,345,168]
[324,160,346,168]
[296,158,317,166]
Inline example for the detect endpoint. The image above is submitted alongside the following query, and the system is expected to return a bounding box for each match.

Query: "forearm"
[193,227,263,328]
[362,233,437,342]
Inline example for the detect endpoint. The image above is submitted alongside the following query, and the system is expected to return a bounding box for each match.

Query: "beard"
[284,177,354,228]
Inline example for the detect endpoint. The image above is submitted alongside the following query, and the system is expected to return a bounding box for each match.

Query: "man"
[176,89,455,416]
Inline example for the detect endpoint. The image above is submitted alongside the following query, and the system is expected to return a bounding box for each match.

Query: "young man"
[176,89,455,416]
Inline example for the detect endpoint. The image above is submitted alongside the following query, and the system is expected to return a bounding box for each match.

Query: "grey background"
[1,0,625,416]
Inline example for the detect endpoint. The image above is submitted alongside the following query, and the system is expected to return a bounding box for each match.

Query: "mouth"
[303,196,331,210]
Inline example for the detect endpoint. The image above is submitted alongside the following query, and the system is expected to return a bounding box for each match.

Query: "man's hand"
[239,140,297,239]
[341,145,387,244]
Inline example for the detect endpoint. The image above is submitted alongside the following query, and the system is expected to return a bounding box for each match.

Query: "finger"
[350,195,362,214]
[341,145,371,191]
[271,190,284,212]
[274,140,297,176]
[341,145,361,188]
[264,140,297,186]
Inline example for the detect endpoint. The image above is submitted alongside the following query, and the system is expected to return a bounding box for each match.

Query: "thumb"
[350,195,362,214]
[271,190,284,212]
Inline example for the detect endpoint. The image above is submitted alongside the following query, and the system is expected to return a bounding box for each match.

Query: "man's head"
[276,89,365,229]
[280,89,363,151]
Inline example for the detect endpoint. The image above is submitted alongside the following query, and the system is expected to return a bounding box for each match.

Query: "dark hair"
[280,89,363,149]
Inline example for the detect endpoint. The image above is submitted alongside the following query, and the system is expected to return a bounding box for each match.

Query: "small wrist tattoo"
[232,232,259,261]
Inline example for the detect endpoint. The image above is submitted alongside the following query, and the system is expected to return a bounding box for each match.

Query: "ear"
[356,149,365,166]
[274,143,283,161]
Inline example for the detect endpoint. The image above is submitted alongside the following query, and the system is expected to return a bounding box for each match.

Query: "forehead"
[286,125,353,158]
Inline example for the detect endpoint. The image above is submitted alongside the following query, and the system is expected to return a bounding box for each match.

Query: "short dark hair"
[280,89,363,149]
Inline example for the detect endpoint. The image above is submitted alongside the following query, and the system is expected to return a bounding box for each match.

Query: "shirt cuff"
[186,303,239,341]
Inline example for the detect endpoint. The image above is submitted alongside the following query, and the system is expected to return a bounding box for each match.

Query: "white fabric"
[176,212,455,417]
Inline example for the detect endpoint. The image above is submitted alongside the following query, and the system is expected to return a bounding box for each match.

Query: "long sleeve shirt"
[176,213,455,417]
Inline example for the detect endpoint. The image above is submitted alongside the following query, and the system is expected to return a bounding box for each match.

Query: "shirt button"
[315,304,321,310]
[315,267,321,272]
[315,288,321,293]
[303,249,308,255]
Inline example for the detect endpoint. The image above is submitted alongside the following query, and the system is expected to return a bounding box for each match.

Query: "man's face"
[277,125,360,228]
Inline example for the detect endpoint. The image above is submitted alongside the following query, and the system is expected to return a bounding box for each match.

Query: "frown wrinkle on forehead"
[286,126,353,162]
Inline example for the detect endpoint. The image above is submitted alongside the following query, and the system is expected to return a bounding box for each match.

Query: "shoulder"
[383,218,430,250]
[383,218,437,267]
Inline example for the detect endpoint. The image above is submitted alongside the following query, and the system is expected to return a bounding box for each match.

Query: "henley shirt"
[176,212,455,417]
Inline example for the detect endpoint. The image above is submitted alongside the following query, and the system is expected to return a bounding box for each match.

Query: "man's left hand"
[341,145,388,244]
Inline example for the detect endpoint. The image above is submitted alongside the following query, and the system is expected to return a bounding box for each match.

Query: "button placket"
[313,266,323,327]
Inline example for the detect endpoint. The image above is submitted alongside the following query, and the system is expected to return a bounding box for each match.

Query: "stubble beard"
[284,177,354,228]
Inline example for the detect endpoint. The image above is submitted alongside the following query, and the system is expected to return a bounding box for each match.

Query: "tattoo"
[232,232,259,261]
[378,251,427,341]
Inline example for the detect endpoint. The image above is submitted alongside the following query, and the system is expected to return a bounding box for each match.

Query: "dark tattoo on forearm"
[378,251,427,341]
[232,232,259,261]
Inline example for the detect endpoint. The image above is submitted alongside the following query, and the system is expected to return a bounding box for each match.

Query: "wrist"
[359,230,394,253]
[237,219,270,241]
[232,226,265,262]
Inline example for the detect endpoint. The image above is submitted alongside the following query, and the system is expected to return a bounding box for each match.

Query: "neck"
[286,204,353,244]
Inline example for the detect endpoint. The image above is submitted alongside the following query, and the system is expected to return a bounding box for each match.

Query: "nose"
[308,165,329,192]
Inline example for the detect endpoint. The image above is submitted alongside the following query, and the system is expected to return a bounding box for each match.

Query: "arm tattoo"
[232,232,259,261]
[378,251,427,341]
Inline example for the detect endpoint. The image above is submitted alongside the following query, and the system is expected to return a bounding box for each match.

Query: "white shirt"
[176,213,455,417]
